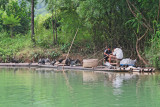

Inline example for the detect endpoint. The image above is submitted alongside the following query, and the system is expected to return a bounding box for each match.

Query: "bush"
[60,44,70,53]
[0,32,31,62]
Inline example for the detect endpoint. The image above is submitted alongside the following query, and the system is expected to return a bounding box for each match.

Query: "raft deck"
[0,63,155,73]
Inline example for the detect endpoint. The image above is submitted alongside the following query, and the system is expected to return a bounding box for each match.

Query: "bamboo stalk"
[63,28,79,69]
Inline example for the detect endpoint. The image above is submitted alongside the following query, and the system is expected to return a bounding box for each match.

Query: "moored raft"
[0,63,38,67]
[38,64,155,73]
[0,63,155,73]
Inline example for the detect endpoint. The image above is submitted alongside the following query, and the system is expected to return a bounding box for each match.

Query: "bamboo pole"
[63,28,79,69]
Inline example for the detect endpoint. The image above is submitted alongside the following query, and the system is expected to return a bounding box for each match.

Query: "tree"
[45,0,57,45]
[2,11,20,37]
[5,0,31,34]
[0,0,9,10]
[31,0,36,44]
[126,0,159,65]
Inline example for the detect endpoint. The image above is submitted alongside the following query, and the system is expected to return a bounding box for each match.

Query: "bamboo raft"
[0,63,155,73]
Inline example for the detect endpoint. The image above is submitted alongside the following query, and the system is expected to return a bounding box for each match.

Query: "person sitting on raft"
[104,46,112,62]
[109,46,123,63]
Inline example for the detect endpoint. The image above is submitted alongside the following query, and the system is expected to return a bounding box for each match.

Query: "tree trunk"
[55,8,57,45]
[134,30,149,65]
[31,0,35,44]
[51,10,55,45]
[136,40,148,65]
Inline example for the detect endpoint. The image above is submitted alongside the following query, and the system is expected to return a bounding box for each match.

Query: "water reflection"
[111,73,136,88]
[82,71,158,97]
[0,68,160,107]
[83,71,98,82]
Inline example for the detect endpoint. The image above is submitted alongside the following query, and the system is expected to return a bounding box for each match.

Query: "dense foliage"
[0,0,159,68]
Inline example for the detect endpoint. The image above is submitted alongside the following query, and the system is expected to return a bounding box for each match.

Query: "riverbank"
[0,33,159,69]
[0,35,102,63]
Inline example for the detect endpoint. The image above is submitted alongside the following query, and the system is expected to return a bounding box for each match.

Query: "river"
[0,68,160,107]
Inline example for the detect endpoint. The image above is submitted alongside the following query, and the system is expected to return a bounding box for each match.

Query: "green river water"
[0,68,160,107]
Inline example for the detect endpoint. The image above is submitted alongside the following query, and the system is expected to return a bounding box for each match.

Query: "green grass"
[0,32,32,62]
[0,32,62,62]
[0,33,30,55]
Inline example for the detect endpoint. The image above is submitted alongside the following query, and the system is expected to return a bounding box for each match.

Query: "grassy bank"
[0,32,98,63]
[0,32,60,63]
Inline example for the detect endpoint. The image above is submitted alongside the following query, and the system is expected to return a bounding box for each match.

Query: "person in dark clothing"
[104,46,112,62]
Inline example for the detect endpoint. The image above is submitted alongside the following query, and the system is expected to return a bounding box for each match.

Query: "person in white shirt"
[109,47,123,63]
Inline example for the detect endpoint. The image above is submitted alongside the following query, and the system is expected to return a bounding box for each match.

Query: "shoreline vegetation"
[0,0,160,69]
